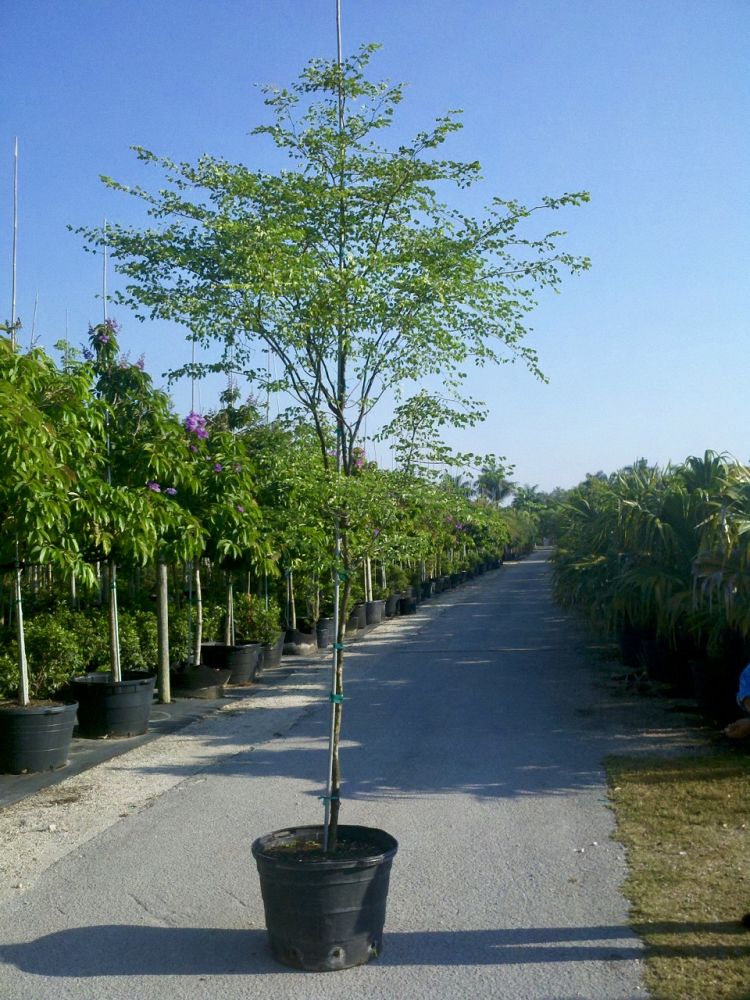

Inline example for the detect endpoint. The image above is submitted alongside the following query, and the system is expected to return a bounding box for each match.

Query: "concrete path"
[0,552,651,999]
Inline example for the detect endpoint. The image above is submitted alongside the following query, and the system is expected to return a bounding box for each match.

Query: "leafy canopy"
[77,44,589,474]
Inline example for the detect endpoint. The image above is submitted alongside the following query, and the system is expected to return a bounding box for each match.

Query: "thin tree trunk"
[225,576,234,646]
[288,569,297,630]
[14,561,29,706]
[156,558,170,703]
[70,570,77,610]
[193,563,203,665]
[108,558,122,682]
[327,533,352,853]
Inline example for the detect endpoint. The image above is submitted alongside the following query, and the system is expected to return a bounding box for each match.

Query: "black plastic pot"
[345,611,360,634]
[259,632,285,672]
[252,824,398,972]
[365,600,385,625]
[354,604,367,629]
[200,641,261,684]
[316,618,334,649]
[399,595,417,615]
[384,594,400,617]
[70,671,156,738]
[170,665,232,699]
[0,700,78,774]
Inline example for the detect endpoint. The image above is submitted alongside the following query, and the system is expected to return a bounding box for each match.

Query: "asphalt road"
[0,552,648,999]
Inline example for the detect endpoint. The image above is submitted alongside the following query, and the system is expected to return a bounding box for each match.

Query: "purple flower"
[165,487,177,496]
[147,482,161,493]
[82,347,94,361]
[213,463,223,472]
[104,318,121,333]
[97,333,110,345]
[373,528,380,537]
[184,411,209,440]
[236,505,245,513]
[135,355,145,371]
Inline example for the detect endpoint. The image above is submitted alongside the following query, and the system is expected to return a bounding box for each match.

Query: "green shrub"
[234,593,281,645]
[0,611,87,700]
[168,601,225,662]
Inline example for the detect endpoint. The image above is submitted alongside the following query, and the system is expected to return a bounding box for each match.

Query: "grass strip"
[606,750,750,1000]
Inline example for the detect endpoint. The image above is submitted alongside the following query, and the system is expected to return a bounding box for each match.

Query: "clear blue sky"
[1,0,748,491]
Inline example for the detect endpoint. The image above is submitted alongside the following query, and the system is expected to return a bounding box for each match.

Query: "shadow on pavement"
[2,921,747,977]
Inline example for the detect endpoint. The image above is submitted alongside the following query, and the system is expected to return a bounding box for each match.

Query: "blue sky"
[1,0,748,490]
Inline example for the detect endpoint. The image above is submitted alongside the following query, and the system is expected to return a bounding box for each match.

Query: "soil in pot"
[251,824,398,972]
[70,671,156,739]
[0,700,78,774]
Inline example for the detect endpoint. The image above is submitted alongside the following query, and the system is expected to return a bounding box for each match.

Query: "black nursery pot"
[365,600,385,625]
[70,671,155,738]
[398,594,417,615]
[384,594,400,617]
[0,700,78,774]
[259,632,285,672]
[200,642,261,684]
[171,665,232,699]
[251,824,398,972]
[316,618,334,649]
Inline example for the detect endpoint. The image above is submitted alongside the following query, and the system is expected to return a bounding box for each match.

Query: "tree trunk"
[108,558,122,683]
[14,562,29,706]
[288,569,297,630]
[225,576,234,646]
[193,563,203,666]
[156,558,170,703]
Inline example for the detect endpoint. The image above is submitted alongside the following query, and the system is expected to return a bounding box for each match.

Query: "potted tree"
[83,44,588,969]
[0,333,101,772]
[67,320,196,737]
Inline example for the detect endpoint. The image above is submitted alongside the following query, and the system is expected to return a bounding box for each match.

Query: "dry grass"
[606,750,750,1000]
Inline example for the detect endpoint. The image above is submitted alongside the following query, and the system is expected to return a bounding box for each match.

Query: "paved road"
[0,552,647,999]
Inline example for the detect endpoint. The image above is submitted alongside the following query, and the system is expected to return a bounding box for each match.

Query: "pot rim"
[0,699,78,716]
[252,823,398,869]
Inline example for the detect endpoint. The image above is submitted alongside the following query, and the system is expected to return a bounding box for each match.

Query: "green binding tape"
[329,692,344,704]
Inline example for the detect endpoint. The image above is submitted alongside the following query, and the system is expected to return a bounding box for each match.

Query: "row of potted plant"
[551,452,750,721]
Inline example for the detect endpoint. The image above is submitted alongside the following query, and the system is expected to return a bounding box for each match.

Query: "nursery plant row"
[0,321,538,756]
[550,452,750,721]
